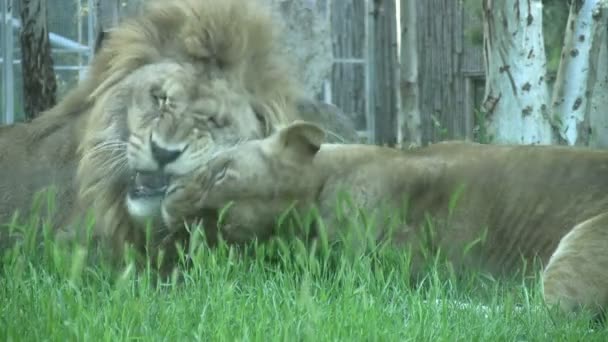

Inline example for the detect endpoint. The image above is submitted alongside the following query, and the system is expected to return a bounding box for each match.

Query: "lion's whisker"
[85,142,128,160]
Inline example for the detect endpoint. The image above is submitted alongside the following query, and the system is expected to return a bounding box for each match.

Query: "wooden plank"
[413,0,470,143]
[370,0,398,145]
[329,0,369,134]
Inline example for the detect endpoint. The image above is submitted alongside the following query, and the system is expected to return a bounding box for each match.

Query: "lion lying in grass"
[163,121,608,317]
[1,0,298,266]
[0,0,356,269]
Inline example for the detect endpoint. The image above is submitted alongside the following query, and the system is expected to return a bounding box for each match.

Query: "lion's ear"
[273,120,325,160]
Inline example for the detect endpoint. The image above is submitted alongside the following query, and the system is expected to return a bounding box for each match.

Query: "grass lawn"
[1,213,607,341]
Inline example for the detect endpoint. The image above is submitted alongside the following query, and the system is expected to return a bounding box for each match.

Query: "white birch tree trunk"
[551,0,608,146]
[481,0,552,145]
[399,0,422,147]
[589,27,608,148]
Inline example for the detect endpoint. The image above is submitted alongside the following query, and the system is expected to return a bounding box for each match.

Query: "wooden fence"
[326,0,485,146]
[96,0,486,146]
[2,0,487,145]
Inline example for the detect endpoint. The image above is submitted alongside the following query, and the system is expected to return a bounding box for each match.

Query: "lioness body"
[0,111,85,247]
[315,142,608,275]
[164,122,608,315]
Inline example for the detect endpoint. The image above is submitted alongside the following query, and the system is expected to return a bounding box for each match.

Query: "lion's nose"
[150,139,182,167]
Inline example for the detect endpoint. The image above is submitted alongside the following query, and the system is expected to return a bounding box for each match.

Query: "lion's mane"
[76,0,303,262]
[0,0,302,266]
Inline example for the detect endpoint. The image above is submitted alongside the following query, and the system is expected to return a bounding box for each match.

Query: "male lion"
[2,0,358,267]
[162,121,608,316]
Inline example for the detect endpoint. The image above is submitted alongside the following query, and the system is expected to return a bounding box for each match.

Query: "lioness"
[163,121,608,316]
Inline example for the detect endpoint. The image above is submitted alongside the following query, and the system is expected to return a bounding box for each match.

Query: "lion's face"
[79,62,266,227]
[161,121,325,243]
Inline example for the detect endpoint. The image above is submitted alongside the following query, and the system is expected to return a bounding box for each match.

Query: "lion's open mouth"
[128,171,170,198]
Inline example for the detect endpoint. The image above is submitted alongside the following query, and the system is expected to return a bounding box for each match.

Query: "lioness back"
[0,113,83,239]
[163,122,608,315]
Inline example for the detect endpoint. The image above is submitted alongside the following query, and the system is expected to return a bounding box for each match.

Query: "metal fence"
[1,0,100,124]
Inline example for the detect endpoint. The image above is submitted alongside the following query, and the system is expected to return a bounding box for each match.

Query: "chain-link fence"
[1,0,102,123]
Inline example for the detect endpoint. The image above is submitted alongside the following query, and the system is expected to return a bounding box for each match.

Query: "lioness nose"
[150,140,182,166]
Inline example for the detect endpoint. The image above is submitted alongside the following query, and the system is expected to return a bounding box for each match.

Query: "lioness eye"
[207,116,221,128]
[207,114,229,128]
[212,158,235,185]
[214,165,228,184]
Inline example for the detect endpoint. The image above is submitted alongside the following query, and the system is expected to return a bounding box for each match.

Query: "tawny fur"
[0,0,301,266]
[164,121,608,316]
[542,212,608,317]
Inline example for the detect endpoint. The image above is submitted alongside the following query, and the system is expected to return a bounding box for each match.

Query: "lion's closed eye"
[150,87,167,107]
[208,111,234,128]
[191,110,226,129]
[165,183,185,197]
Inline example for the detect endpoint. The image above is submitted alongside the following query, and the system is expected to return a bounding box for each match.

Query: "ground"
[1,227,607,341]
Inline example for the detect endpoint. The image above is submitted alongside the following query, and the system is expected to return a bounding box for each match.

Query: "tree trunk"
[481,0,552,144]
[270,0,333,98]
[551,0,608,146]
[399,0,422,147]
[270,0,358,142]
[589,19,608,148]
[19,0,57,120]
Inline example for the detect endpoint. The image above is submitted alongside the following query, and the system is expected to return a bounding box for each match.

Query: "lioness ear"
[273,120,325,160]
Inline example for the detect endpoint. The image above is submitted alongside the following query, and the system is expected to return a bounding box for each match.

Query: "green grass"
[1,208,607,341]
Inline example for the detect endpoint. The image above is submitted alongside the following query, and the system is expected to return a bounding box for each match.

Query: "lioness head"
[162,121,326,243]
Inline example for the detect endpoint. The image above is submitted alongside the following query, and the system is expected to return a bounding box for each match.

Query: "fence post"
[87,0,96,63]
[364,0,376,143]
[1,0,14,124]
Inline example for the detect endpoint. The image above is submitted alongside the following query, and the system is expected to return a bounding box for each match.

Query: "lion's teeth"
[134,171,169,191]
